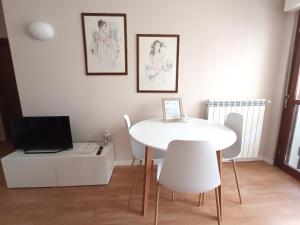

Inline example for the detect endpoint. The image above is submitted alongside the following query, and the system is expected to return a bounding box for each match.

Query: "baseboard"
[223,157,264,162]
[113,160,163,166]
[113,160,134,166]
[263,157,274,165]
[114,158,268,166]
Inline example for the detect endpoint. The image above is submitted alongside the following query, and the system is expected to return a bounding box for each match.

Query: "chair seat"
[156,159,164,180]
[222,147,241,160]
[222,155,239,160]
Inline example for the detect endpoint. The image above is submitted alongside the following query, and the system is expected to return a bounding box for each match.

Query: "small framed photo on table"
[162,98,183,122]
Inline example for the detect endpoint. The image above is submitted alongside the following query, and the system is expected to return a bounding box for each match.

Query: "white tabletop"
[130,118,237,151]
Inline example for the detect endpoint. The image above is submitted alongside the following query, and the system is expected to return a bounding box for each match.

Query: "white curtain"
[285,0,300,12]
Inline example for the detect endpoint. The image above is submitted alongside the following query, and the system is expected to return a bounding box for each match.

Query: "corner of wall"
[263,157,274,165]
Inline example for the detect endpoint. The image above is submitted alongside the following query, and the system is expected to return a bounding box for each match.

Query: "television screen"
[10,116,73,153]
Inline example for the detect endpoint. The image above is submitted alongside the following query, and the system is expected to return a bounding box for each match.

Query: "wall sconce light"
[28,22,54,41]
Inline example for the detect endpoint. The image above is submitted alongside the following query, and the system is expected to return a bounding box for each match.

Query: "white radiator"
[207,99,269,160]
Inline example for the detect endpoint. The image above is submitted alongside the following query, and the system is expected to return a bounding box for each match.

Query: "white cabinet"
[55,143,114,186]
[1,156,57,188]
[1,143,114,188]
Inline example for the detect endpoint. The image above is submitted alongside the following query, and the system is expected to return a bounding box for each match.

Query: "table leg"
[142,146,152,216]
[216,150,222,220]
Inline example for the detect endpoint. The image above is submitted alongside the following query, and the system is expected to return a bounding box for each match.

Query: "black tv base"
[24,148,68,154]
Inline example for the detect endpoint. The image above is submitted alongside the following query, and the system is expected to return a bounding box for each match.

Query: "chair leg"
[198,193,202,206]
[128,160,142,206]
[172,191,175,201]
[198,192,205,206]
[128,157,136,205]
[216,151,223,219]
[215,188,221,225]
[151,160,154,172]
[155,184,161,225]
[232,159,242,204]
[131,157,136,167]
[202,192,205,205]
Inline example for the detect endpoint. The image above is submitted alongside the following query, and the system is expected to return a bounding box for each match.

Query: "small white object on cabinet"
[1,142,114,188]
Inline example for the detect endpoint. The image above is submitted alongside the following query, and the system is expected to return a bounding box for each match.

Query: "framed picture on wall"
[137,34,180,92]
[162,98,183,122]
[81,13,128,75]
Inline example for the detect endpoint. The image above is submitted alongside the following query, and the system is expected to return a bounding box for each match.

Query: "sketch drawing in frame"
[137,34,180,92]
[162,98,183,122]
[81,13,128,75]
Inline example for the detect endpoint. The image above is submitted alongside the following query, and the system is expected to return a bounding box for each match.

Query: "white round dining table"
[130,117,237,151]
[129,117,237,216]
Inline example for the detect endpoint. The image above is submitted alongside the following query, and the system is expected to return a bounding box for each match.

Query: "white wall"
[1,0,295,162]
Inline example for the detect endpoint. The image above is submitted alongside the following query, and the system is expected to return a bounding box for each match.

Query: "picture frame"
[81,13,128,75]
[162,98,183,122]
[137,34,180,92]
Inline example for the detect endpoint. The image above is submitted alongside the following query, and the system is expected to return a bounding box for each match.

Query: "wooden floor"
[0,160,300,225]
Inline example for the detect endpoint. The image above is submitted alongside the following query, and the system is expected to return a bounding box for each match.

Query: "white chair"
[199,113,243,206]
[222,112,243,204]
[123,115,166,206]
[155,140,221,225]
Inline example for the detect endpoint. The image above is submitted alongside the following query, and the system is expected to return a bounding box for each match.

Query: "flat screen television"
[10,116,73,154]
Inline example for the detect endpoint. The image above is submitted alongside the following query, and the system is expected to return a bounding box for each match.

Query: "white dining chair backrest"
[123,114,145,160]
[222,113,243,159]
[158,140,220,193]
[123,114,131,130]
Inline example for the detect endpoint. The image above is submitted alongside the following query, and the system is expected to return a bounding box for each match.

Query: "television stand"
[1,142,114,188]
